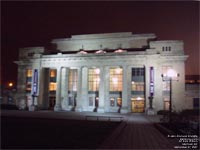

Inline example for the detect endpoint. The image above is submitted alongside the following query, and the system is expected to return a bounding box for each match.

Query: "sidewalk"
[100,113,177,149]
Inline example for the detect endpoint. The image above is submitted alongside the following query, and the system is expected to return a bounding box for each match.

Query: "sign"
[33,69,38,95]
[150,67,154,96]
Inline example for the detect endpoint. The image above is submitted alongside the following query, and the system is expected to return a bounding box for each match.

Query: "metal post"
[169,78,172,122]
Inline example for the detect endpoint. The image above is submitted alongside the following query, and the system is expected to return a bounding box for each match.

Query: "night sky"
[1,1,199,86]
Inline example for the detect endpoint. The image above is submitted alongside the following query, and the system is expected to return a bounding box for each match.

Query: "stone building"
[15,32,189,113]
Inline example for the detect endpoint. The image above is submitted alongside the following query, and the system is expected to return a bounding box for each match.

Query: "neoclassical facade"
[15,32,189,113]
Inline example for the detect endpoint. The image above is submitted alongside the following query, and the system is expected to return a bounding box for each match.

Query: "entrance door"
[49,96,55,110]
[131,100,145,113]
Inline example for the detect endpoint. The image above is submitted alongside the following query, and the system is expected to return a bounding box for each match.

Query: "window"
[88,68,100,91]
[89,97,94,106]
[132,68,144,76]
[117,98,122,107]
[68,97,74,106]
[131,82,144,91]
[109,68,123,91]
[49,69,57,91]
[162,46,171,52]
[110,97,115,107]
[131,67,145,96]
[163,97,170,110]
[68,69,78,91]
[26,69,32,93]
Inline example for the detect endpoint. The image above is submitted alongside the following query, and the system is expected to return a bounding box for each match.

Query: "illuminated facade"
[15,32,189,113]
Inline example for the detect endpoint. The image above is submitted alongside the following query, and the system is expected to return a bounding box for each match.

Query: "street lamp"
[161,69,179,122]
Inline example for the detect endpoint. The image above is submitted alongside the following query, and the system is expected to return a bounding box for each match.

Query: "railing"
[85,115,123,122]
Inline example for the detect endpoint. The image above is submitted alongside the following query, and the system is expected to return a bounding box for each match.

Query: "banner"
[150,67,154,97]
[33,69,38,95]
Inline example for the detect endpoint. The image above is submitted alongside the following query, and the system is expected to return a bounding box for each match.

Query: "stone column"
[54,67,62,111]
[38,68,49,110]
[75,67,82,112]
[121,65,128,113]
[61,67,69,111]
[98,67,105,113]
[81,67,88,111]
[16,66,27,109]
[104,67,110,112]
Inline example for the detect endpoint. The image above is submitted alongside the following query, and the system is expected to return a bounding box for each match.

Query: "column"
[61,67,69,111]
[16,66,27,109]
[38,68,49,110]
[121,65,128,113]
[54,67,62,111]
[81,67,88,111]
[75,67,82,112]
[97,67,105,113]
[104,67,110,112]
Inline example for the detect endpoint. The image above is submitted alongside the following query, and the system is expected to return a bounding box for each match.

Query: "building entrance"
[131,100,145,113]
[49,96,56,110]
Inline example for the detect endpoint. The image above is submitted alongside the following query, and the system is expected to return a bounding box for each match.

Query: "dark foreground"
[1,116,119,149]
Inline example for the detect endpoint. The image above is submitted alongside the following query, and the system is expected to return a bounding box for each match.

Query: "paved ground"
[100,113,179,149]
[1,110,179,149]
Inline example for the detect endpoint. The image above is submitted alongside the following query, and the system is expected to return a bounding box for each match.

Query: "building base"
[146,108,155,115]
[75,106,82,112]
[97,107,105,113]
[120,107,128,114]
[54,105,62,111]
[29,105,36,111]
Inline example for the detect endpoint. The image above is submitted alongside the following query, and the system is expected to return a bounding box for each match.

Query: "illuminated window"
[26,69,32,92]
[109,68,123,91]
[49,69,57,91]
[131,82,144,91]
[49,82,57,91]
[117,98,122,107]
[68,69,78,91]
[131,97,144,101]
[50,69,56,77]
[88,68,100,91]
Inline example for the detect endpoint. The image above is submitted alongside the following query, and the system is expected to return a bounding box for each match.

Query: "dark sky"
[1,1,199,86]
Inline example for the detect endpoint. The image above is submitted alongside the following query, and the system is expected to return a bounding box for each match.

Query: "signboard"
[150,67,154,96]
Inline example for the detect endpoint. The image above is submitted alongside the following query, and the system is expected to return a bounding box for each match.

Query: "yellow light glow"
[8,82,13,87]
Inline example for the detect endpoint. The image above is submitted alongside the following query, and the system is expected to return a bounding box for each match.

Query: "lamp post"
[161,69,179,122]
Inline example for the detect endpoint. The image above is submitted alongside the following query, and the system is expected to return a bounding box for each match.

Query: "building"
[185,75,200,109]
[15,32,189,113]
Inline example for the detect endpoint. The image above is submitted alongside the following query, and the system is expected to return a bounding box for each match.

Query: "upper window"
[162,46,171,52]
[26,69,32,93]
[68,69,78,91]
[49,69,57,91]
[109,68,123,91]
[88,68,100,91]
[132,68,144,76]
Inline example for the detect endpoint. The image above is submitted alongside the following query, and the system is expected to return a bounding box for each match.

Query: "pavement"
[1,110,179,149]
[100,113,178,149]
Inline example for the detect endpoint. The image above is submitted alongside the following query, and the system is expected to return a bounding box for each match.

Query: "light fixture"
[8,82,13,87]
[161,68,179,123]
